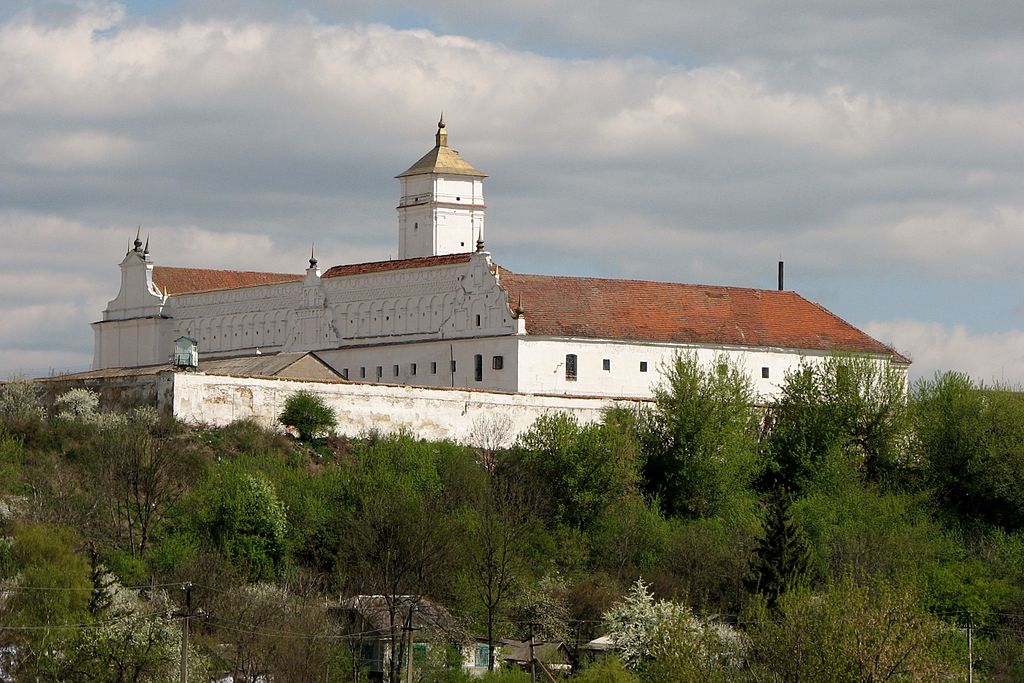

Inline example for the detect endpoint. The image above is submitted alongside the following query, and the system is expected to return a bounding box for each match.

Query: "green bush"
[279,390,337,441]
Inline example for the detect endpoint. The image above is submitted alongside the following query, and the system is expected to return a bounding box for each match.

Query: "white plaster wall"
[171,372,639,445]
[92,317,174,369]
[315,336,520,393]
[514,337,896,402]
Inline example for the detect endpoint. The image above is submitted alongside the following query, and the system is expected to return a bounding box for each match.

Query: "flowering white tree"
[602,578,695,669]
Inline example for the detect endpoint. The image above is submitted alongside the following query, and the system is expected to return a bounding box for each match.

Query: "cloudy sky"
[1,0,1022,385]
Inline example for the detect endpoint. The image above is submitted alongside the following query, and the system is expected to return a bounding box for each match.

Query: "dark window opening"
[475,314,481,327]
[360,367,366,379]
[450,360,457,372]
[603,358,611,371]
[474,354,483,382]
[762,366,770,379]
[492,355,504,370]
[341,368,349,380]
[393,365,399,377]
[566,354,578,381]
[411,363,417,376]
[376,366,383,380]
[640,361,648,372]
[431,362,437,374]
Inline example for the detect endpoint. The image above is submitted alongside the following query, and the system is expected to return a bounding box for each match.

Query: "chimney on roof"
[778,260,784,291]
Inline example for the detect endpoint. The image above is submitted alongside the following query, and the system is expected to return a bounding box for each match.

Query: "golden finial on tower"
[436,111,448,147]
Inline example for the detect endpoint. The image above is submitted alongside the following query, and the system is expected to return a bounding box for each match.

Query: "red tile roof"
[498,270,908,362]
[322,253,472,278]
[152,267,302,295]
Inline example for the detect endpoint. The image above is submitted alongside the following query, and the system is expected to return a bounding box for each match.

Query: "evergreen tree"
[744,490,813,608]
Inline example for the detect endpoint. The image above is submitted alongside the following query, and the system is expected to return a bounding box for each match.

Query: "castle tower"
[396,115,486,259]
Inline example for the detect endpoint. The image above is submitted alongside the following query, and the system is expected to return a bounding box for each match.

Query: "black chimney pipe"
[778,261,784,291]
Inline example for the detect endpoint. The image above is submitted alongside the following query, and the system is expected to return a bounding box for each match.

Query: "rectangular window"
[474,644,491,668]
[375,366,383,380]
[451,360,457,373]
[341,368,349,380]
[565,353,578,381]
[393,364,399,377]
[411,363,417,376]
[640,361,648,372]
[475,314,482,327]
[360,367,366,379]
[603,358,611,371]
[474,354,483,382]
[761,366,770,379]
[492,355,504,370]
[431,361,437,374]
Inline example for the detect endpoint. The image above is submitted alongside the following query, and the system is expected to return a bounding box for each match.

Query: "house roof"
[497,269,908,363]
[335,595,466,641]
[152,266,302,295]
[396,120,486,178]
[322,253,472,278]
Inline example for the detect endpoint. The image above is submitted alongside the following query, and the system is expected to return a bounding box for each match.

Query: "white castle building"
[92,118,907,401]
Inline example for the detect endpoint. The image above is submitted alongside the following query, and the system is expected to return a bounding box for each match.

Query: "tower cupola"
[396,116,486,259]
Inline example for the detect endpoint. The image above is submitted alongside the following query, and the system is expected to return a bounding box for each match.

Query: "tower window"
[603,359,611,371]
[431,362,437,374]
[566,354,578,381]
[360,367,366,379]
[640,361,648,372]
[376,366,383,380]
[414,222,418,230]
[762,367,770,379]
[475,314,481,327]
[475,354,483,382]
[393,364,399,377]
[492,355,504,370]
[411,363,417,376]
[451,360,457,373]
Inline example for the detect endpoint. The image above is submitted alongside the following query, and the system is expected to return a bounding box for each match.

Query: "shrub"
[279,391,336,441]
[0,376,45,435]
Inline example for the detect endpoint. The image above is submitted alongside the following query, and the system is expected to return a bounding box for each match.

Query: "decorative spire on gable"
[309,243,318,269]
[133,226,143,253]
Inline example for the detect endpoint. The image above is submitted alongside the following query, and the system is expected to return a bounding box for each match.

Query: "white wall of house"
[513,337,896,402]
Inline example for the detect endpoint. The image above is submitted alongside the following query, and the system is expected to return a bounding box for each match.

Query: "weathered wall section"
[171,373,645,445]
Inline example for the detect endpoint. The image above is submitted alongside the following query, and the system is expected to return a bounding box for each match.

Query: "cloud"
[864,320,1024,387]
[0,3,1021,381]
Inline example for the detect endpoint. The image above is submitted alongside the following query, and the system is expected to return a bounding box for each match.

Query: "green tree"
[762,355,909,493]
[514,410,640,529]
[745,574,963,682]
[279,390,337,441]
[184,464,288,581]
[640,353,760,519]
[914,372,1024,529]
[744,490,813,609]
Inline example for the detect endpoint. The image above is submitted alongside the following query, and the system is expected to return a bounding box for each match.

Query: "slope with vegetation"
[0,355,1022,681]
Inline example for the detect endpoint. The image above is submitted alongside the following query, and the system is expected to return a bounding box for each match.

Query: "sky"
[1,0,1022,385]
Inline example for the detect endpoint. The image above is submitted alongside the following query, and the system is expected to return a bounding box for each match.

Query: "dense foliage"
[0,359,1022,681]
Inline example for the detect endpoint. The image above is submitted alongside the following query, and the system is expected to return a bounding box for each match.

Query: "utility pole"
[179,582,192,683]
[967,612,973,683]
[528,625,536,683]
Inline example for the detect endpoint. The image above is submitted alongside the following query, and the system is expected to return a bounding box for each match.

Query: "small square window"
[411,363,417,376]
[393,364,399,377]
[431,362,437,374]
[603,359,611,371]
[761,366,770,379]
[492,355,504,370]
[640,361,648,372]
